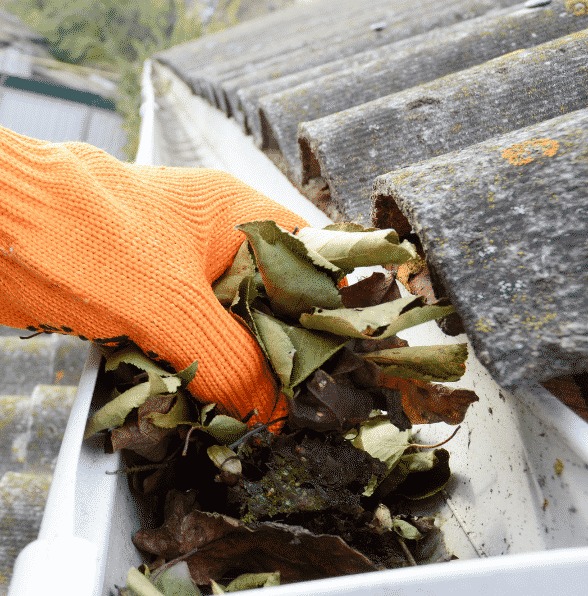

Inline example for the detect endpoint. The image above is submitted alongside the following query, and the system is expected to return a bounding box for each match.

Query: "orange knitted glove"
[0,126,307,424]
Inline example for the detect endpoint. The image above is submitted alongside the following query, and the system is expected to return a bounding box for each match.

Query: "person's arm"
[0,125,307,424]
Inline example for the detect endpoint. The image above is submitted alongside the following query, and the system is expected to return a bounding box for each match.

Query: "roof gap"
[217,88,232,117]
[297,135,348,222]
[259,108,280,151]
[298,135,322,184]
[371,191,412,238]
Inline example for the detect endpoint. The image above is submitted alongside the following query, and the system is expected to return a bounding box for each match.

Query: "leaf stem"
[397,537,417,567]
[182,425,198,456]
[409,425,460,449]
[150,547,200,583]
[19,331,44,339]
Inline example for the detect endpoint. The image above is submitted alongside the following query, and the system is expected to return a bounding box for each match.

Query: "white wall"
[0,87,127,160]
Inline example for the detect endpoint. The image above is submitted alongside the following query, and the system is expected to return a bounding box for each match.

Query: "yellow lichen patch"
[475,318,494,333]
[565,0,588,16]
[0,397,20,431]
[54,369,64,383]
[521,312,557,332]
[501,138,560,166]
[554,458,564,475]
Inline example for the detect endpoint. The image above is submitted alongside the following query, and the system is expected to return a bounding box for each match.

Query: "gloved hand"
[0,126,307,424]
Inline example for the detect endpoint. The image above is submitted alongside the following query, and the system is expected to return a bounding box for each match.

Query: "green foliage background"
[3,0,201,158]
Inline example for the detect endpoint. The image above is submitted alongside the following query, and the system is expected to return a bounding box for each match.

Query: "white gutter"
[135,59,156,167]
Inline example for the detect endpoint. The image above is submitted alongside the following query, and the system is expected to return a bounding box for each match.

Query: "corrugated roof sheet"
[259,3,587,186]
[160,0,523,113]
[299,28,588,223]
[154,0,588,389]
[373,108,587,386]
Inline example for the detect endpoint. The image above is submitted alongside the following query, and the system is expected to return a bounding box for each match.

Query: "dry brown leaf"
[379,376,478,425]
[542,376,588,422]
[390,257,464,336]
[340,271,401,308]
[395,257,436,304]
[109,394,177,461]
[133,491,377,585]
[289,369,374,432]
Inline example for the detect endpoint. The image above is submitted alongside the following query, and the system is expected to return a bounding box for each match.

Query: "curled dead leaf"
[380,376,478,425]
[340,271,401,308]
[133,491,377,585]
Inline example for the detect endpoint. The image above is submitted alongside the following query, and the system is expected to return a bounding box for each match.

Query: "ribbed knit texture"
[0,125,307,424]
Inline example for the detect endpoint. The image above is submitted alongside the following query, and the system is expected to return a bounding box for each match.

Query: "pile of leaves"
[85,221,479,596]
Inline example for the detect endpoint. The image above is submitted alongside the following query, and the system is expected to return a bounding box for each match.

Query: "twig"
[105,461,172,475]
[106,446,182,475]
[241,408,258,425]
[228,416,288,451]
[397,537,417,567]
[182,425,198,456]
[409,425,461,449]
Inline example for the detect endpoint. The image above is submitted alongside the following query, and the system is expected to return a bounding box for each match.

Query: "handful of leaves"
[214,221,476,429]
[85,221,479,596]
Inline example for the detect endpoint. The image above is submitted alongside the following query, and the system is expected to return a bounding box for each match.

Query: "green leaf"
[84,372,173,439]
[147,392,192,429]
[224,572,280,591]
[207,445,242,476]
[286,326,348,390]
[105,347,174,377]
[251,311,295,390]
[229,277,264,348]
[396,449,451,500]
[104,347,197,387]
[363,344,468,382]
[300,297,454,339]
[213,240,256,306]
[296,225,417,271]
[352,417,411,468]
[176,360,198,386]
[251,311,347,395]
[126,567,164,596]
[176,413,247,445]
[352,417,411,495]
[204,415,248,445]
[391,518,423,541]
[400,450,439,473]
[237,220,343,318]
[153,561,201,596]
[166,408,247,445]
[200,403,217,425]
